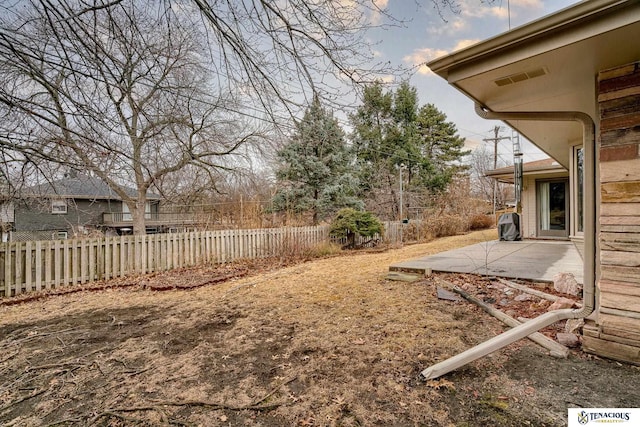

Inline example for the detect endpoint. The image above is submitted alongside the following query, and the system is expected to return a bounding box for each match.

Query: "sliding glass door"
[537,179,569,238]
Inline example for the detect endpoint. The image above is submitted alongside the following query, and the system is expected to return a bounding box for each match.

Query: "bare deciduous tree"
[0,0,462,233]
[469,145,513,210]
[0,1,262,234]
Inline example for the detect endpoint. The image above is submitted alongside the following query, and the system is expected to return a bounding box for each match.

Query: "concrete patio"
[390,240,584,284]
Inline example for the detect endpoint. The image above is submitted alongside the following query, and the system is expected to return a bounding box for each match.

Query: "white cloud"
[369,0,389,25]
[458,0,542,22]
[451,18,467,32]
[403,47,449,75]
[426,16,467,36]
[453,39,480,51]
[510,0,543,8]
[379,74,395,83]
[460,2,509,19]
[404,39,479,74]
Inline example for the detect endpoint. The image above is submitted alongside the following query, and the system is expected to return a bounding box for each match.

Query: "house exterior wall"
[582,61,640,364]
[14,198,121,234]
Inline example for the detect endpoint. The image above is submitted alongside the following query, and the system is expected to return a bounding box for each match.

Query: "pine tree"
[415,103,470,190]
[350,82,470,219]
[273,99,362,224]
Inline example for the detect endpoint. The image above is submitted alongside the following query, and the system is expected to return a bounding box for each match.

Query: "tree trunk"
[132,199,147,235]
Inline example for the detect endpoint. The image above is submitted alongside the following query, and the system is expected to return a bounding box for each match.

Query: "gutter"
[426,0,631,78]
[420,104,596,380]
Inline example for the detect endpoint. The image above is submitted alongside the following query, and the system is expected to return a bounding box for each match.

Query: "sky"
[367,0,580,164]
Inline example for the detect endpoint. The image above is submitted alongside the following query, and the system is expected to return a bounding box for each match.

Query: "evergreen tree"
[415,104,471,190]
[349,81,395,194]
[329,208,384,249]
[350,82,469,220]
[273,99,362,224]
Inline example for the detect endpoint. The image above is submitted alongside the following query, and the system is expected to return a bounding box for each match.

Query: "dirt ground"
[1,229,638,426]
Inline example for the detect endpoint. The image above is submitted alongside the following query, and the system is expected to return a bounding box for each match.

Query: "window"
[576,147,584,234]
[51,200,67,214]
[53,231,68,239]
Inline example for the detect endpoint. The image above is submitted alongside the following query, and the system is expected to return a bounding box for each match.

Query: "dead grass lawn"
[1,229,638,426]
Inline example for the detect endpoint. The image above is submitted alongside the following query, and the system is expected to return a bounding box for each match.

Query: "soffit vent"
[495,67,548,87]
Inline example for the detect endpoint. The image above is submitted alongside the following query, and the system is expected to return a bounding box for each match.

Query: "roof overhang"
[486,158,568,183]
[427,0,640,167]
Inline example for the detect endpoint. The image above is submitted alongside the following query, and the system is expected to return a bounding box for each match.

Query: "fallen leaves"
[425,379,456,391]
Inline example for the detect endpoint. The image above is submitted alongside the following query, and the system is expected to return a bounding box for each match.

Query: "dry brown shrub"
[422,214,469,238]
[468,214,494,230]
[272,234,342,261]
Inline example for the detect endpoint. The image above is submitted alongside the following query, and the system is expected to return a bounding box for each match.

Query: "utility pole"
[483,126,511,215]
[399,164,405,245]
[399,164,403,222]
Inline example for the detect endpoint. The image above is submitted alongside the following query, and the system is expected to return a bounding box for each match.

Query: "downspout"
[420,104,596,380]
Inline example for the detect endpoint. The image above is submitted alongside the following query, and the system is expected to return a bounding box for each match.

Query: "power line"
[483,125,510,214]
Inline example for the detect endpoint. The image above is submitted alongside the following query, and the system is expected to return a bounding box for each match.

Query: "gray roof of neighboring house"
[22,174,161,201]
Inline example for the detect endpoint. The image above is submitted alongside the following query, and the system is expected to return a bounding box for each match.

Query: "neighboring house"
[487,158,576,240]
[7,174,193,240]
[427,0,640,364]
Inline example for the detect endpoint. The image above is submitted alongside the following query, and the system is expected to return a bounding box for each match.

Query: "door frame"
[536,178,570,239]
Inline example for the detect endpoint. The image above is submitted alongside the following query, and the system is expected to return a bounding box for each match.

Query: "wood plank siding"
[584,61,640,364]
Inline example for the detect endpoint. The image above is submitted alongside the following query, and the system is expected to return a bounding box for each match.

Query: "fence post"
[3,243,11,297]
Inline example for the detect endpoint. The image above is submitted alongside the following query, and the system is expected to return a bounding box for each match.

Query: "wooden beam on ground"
[497,278,558,302]
[452,286,569,358]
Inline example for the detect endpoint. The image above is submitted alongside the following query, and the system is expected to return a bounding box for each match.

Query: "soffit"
[428,0,640,167]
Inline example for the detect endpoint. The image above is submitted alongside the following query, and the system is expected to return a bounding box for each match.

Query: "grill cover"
[498,212,521,241]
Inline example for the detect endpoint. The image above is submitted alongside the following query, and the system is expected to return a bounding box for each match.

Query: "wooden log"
[600,225,640,233]
[452,286,569,358]
[601,203,640,217]
[599,94,640,120]
[600,216,640,226]
[601,265,640,284]
[600,307,640,320]
[600,291,640,313]
[599,280,640,297]
[600,250,640,267]
[497,278,559,302]
[599,63,639,82]
[600,112,640,132]
[600,126,640,150]
[598,67,640,95]
[600,232,640,252]
[600,159,640,183]
[582,335,640,365]
[601,181,640,203]
[598,314,640,342]
[598,85,640,103]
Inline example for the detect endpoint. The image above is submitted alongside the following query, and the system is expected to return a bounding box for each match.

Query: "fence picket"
[14,242,22,295]
[35,241,43,291]
[80,239,88,284]
[0,224,405,297]
[4,244,11,297]
[25,241,32,293]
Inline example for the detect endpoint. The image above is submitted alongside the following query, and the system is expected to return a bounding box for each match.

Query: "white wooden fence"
[0,222,408,298]
[0,226,334,298]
